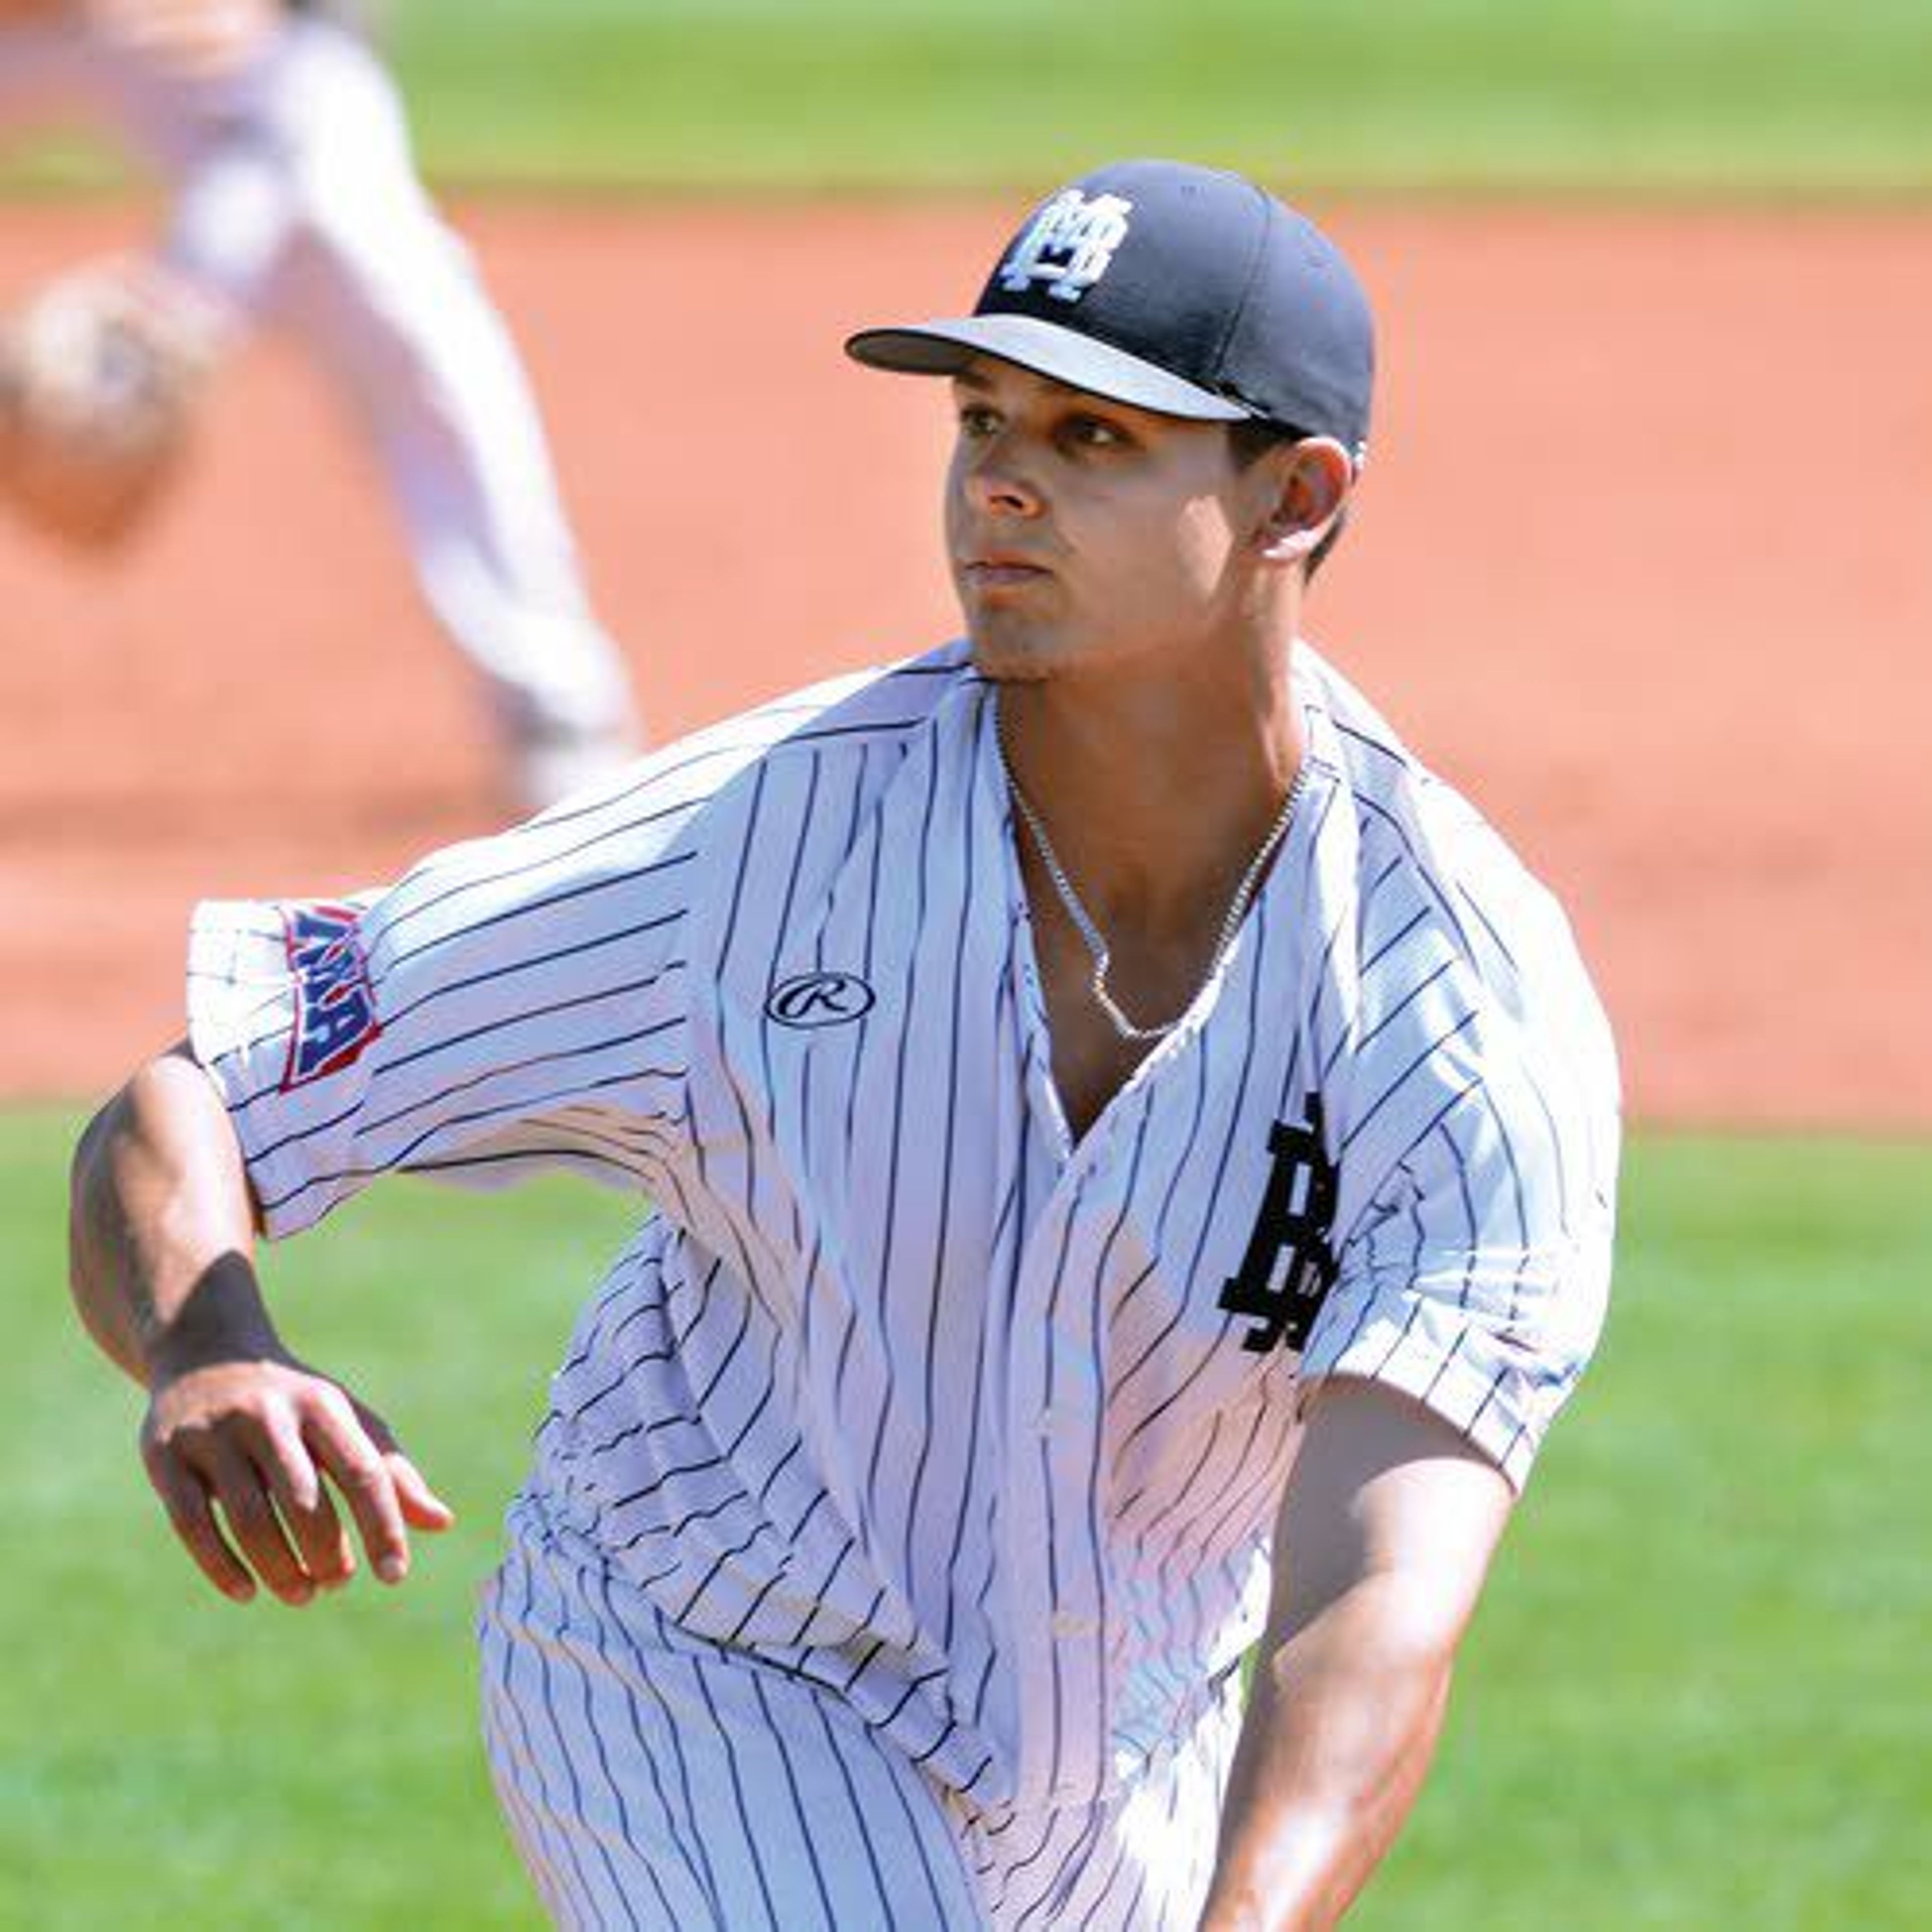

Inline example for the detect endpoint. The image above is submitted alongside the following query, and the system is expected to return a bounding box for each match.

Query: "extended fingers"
[304,1392,416,1584]
[256,1408,355,1590]
[145,1422,316,1606]
[141,1369,448,1602]
[202,1436,316,1605]
[143,1447,255,1603]
[386,1450,456,1533]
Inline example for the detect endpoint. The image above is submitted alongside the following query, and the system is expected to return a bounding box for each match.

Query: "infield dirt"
[3,199,1926,1127]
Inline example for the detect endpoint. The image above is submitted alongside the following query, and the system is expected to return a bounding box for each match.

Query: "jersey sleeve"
[187,771,712,1241]
[1298,918,1621,1493]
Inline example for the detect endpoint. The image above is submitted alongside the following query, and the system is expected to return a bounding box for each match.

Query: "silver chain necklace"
[996,710,1309,1044]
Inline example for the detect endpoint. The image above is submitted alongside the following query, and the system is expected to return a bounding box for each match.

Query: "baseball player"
[70,160,1620,1927]
[0,0,637,811]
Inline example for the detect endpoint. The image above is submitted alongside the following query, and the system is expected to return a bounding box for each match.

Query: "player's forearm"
[69,1043,275,1387]
[1198,1572,1458,1931]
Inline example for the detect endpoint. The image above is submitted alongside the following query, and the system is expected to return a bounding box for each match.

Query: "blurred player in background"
[0,0,640,812]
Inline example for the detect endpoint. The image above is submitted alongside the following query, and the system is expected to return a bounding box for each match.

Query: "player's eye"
[1061,413,1131,452]
[957,404,1000,439]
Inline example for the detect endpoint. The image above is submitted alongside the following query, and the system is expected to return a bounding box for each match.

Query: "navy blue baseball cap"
[846,158,1375,461]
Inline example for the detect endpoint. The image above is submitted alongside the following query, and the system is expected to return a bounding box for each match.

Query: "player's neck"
[995,638,1305,942]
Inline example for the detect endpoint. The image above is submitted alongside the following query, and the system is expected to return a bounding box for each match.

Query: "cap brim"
[845,314,1254,423]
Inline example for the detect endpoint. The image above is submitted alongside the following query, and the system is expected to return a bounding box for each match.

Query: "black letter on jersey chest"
[1218,1096,1339,1354]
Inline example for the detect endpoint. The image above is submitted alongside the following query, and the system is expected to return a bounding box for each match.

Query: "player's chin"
[963,614,1055,684]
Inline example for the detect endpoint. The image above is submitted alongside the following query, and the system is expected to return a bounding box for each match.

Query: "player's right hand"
[139,1355,455,1606]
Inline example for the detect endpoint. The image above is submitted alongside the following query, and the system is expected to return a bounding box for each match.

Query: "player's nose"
[961,444,1045,518]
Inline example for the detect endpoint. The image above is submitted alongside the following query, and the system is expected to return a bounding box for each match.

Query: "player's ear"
[1254,436,1353,570]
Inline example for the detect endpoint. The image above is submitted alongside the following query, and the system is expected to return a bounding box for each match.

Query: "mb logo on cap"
[997,190,1134,304]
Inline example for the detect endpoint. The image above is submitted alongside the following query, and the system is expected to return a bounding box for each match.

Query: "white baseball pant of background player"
[0,3,638,811]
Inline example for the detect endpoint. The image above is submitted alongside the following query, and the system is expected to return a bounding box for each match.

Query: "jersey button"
[1050,1611,1098,1640]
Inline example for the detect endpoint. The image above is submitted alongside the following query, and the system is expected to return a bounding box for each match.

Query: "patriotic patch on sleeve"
[280,901,382,1091]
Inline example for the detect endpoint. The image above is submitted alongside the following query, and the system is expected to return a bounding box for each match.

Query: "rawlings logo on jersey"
[996,189,1135,303]
[765,970,876,1029]
[1218,1094,1339,1353]
[280,901,382,1091]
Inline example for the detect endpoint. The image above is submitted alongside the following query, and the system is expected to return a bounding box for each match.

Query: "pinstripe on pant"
[478,1500,1237,1929]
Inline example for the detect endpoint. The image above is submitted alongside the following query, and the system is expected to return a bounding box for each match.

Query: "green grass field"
[5,1111,1928,1927]
[386,0,1932,194]
[7,1,1932,194]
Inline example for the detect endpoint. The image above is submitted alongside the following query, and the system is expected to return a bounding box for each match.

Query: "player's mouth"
[958,553,1053,593]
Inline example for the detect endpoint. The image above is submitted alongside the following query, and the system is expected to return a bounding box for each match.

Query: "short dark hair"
[1227,418,1348,579]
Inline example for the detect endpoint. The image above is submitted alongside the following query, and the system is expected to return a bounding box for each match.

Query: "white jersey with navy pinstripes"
[187,635,1619,1828]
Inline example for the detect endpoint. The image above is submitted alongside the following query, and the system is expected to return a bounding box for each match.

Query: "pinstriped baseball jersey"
[188,636,1618,1826]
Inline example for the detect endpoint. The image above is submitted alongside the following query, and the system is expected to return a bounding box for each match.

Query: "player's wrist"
[139,1250,283,1388]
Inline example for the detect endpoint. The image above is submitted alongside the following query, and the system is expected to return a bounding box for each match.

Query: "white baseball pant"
[478,1498,1239,1929]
